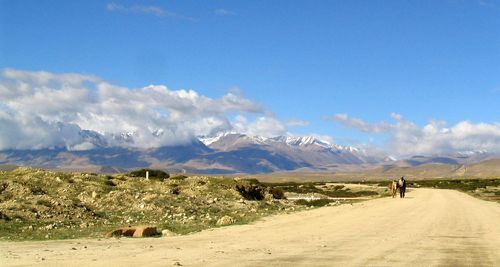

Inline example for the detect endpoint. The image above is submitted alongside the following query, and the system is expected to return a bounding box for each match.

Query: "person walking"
[398,176,407,198]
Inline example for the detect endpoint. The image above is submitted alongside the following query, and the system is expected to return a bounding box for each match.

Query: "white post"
[146,171,149,180]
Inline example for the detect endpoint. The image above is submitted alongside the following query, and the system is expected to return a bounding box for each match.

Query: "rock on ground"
[216,215,235,226]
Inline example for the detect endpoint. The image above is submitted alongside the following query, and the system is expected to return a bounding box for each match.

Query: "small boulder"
[216,215,235,226]
[161,229,178,237]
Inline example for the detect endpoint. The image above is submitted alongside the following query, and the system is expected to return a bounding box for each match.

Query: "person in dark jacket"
[397,176,407,198]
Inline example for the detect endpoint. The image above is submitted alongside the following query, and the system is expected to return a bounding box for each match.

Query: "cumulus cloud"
[0,68,284,150]
[233,115,287,137]
[327,113,500,156]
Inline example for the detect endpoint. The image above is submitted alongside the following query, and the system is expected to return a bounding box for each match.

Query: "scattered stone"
[71,247,77,250]
[216,215,235,226]
[91,191,98,199]
[173,262,182,266]
[161,229,178,237]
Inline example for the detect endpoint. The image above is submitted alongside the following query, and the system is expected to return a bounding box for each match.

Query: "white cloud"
[0,68,285,150]
[233,115,287,137]
[327,113,500,156]
[215,9,236,16]
[287,119,310,127]
[105,3,192,20]
[325,113,389,133]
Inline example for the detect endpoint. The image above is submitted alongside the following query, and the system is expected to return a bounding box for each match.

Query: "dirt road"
[2,188,500,266]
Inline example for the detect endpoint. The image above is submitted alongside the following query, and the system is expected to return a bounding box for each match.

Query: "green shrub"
[169,186,180,195]
[170,175,188,180]
[30,185,46,195]
[241,178,262,185]
[268,188,286,199]
[104,180,116,187]
[129,169,169,181]
[36,199,52,207]
[0,211,10,221]
[235,184,265,200]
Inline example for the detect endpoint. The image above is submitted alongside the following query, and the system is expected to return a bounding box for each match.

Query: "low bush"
[414,179,500,192]
[0,211,10,221]
[104,180,116,187]
[170,175,188,180]
[129,169,169,181]
[36,199,52,207]
[235,184,265,200]
[268,188,286,199]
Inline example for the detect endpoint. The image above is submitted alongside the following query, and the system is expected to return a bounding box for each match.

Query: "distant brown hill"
[248,158,500,183]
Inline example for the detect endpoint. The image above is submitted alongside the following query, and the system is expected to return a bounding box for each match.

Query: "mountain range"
[0,132,497,174]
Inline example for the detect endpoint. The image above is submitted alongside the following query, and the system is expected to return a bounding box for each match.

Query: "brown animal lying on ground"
[106,226,158,238]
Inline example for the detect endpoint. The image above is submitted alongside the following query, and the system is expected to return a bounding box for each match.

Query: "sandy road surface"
[2,188,500,267]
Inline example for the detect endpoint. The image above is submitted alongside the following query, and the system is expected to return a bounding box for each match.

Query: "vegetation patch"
[264,181,380,198]
[129,169,170,181]
[359,178,500,203]
[0,168,385,241]
[0,168,304,241]
[412,178,500,202]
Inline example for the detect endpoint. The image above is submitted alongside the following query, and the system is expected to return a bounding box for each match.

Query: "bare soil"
[2,188,499,266]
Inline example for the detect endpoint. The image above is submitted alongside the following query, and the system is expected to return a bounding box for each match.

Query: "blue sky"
[1,0,499,154]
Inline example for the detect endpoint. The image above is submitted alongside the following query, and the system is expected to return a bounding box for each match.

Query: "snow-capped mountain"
[190,132,382,172]
[0,131,383,173]
[4,130,494,174]
[200,132,361,153]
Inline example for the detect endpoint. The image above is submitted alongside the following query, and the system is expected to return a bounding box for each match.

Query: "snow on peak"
[283,136,329,147]
[278,136,360,152]
[198,132,362,154]
[198,131,237,146]
[383,156,398,162]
